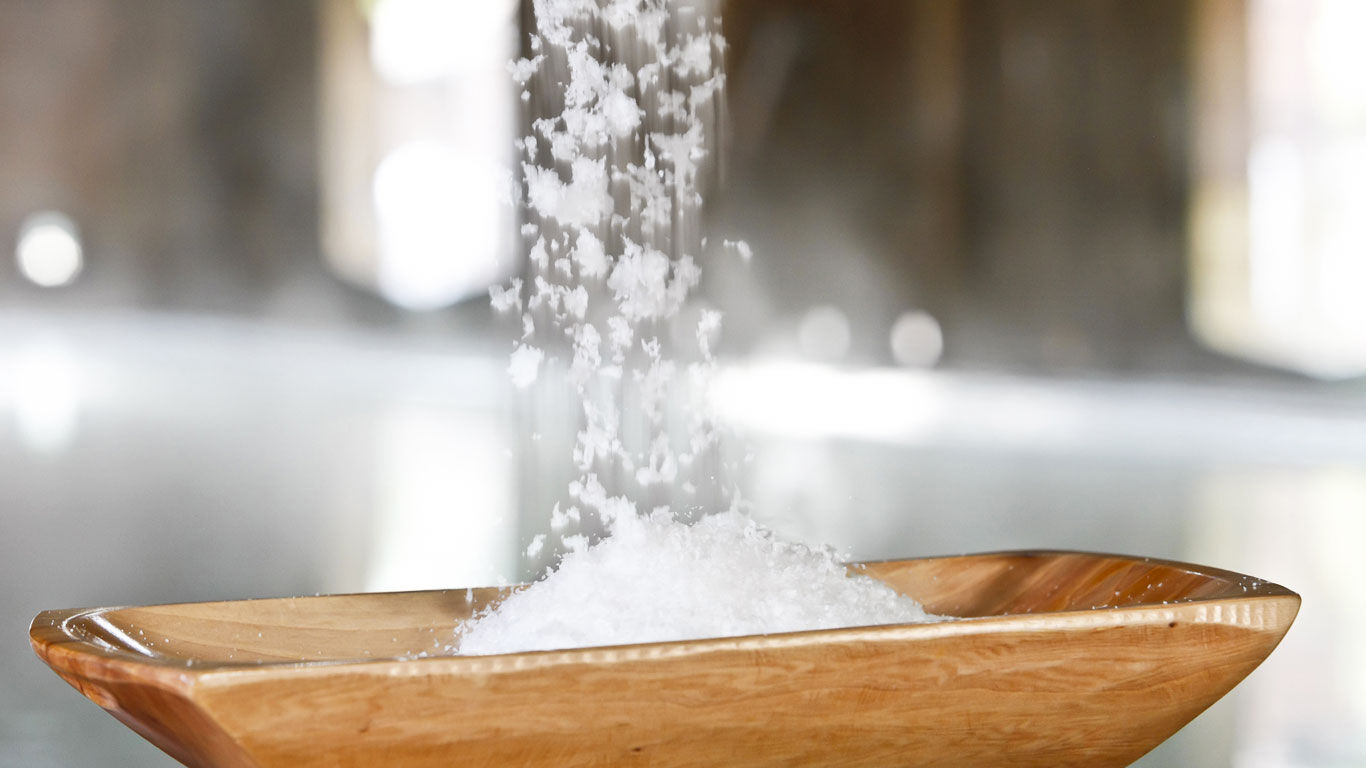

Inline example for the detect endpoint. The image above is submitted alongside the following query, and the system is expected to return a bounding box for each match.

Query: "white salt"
[457,511,939,655]
[600,88,644,137]
[520,158,613,227]
[466,0,937,655]
[606,239,675,321]
[696,308,722,358]
[572,230,608,278]
[723,238,753,263]
[507,344,544,389]
[488,278,522,313]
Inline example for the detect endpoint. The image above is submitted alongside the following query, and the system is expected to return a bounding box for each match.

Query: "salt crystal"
[657,90,687,121]
[528,236,549,270]
[568,473,607,510]
[634,358,675,421]
[607,315,633,360]
[563,285,589,319]
[489,278,523,313]
[507,344,544,389]
[601,89,644,137]
[508,56,544,85]
[521,159,613,227]
[697,308,722,354]
[670,34,714,77]
[530,275,559,312]
[549,502,569,531]
[634,436,678,487]
[570,322,602,381]
[688,78,722,113]
[723,238,752,262]
[572,230,608,278]
[607,239,673,320]
[572,402,619,469]
[650,123,705,186]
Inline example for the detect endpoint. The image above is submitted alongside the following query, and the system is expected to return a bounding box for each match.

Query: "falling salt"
[723,238,753,263]
[507,344,544,389]
[464,0,933,655]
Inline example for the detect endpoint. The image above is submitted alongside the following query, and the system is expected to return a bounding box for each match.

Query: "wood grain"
[31,551,1298,767]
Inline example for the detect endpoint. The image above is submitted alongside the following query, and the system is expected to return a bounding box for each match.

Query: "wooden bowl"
[30,551,1298,767]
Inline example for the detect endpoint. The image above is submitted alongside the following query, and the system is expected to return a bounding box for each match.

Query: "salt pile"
[460,0,939,655]
[458,511,936,654]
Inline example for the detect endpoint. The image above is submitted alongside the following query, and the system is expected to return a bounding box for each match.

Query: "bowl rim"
[30,549,1301,684]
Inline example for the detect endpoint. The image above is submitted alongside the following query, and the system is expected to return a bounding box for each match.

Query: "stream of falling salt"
[492,0,734,554]
[458,0,938,655]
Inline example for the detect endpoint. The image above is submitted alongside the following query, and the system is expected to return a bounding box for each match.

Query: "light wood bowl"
[31,551,1297,767]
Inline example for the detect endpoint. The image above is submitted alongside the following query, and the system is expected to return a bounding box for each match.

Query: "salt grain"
[507,344,544,389]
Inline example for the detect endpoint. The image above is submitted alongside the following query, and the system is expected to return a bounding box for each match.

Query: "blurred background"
[3,1,1365,765]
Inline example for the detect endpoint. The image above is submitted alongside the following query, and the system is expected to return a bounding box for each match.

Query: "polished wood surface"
[31,551,1298,767]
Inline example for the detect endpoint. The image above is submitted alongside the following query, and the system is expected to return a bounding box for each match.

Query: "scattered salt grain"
[489,278,523,313]
[507,344,544,389]
[723,238,753,263]
[572,230,607,278]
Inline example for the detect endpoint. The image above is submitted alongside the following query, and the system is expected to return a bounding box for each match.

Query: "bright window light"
[7,338,81,455]
[16,211,83,288]
[372,142,509,310]
[1190,0,1366,378]
[369,0,517,84]
[366,407,516,592]
[889,310,944,367]
[797,305,851,361]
